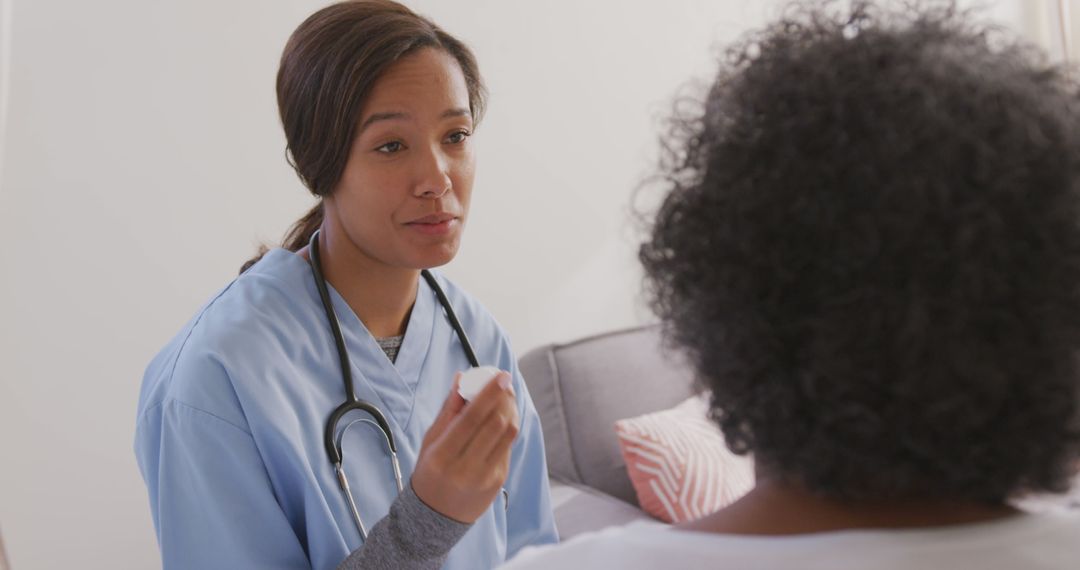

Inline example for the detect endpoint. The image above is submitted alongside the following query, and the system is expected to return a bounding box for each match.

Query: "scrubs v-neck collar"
[312,262,437,432]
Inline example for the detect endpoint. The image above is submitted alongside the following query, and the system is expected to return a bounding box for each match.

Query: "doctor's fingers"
[458,403,519,469]
[485,420,518,469]
[460,419,515,487]
[453,424,515,489]
[439,377,516,456]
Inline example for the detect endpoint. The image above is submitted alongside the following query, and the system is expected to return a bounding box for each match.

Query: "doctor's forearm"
[336,484,472,570]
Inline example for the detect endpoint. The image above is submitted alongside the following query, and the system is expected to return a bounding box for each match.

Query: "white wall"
[0,1,1059,568]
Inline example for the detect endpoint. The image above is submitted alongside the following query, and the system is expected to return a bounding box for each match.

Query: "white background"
[0,1,1061,568]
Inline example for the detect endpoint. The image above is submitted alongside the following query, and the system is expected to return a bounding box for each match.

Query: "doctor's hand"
[411,371,519,524]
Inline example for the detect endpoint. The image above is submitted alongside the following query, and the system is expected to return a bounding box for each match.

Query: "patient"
[503,2,1080,568]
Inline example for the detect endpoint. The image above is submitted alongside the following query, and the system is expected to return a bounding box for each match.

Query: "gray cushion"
[519,325,697,507]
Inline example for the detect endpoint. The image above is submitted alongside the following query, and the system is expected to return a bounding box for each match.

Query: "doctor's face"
[325,47,476,270]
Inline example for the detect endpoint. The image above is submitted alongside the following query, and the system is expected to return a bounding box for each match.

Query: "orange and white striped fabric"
[614,394,755,524]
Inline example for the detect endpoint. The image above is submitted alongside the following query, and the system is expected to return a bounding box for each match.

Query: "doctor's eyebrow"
[356,107,472,135]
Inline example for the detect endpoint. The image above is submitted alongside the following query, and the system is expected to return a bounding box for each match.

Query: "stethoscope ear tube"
[309,230,357,400]
[421,270,480,368]
[336,463,368,539]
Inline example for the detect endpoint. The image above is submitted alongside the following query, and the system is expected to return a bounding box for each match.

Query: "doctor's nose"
[413,149,453,199]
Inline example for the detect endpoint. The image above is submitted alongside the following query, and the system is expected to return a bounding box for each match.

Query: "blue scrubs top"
[134,249,558,569]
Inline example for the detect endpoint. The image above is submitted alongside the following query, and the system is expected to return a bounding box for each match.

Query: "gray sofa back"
[519,325,697,506]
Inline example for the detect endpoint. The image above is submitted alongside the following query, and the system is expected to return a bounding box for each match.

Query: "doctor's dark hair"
[241,0,486,273]
[640,1,1080,504]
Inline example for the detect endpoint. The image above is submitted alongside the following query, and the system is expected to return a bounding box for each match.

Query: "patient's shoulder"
[501,522,677,569]
[500,513,1080,569]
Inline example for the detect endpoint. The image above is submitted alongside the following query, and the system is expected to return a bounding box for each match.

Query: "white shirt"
[501,513,1080,569]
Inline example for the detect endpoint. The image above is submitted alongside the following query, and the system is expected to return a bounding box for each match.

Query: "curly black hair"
[640,0,1080,504]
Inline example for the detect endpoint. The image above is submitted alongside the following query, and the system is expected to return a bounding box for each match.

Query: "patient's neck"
[678,478,1019,536]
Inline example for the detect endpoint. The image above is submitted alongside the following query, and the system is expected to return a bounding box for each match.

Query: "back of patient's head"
[640,1,1080,505]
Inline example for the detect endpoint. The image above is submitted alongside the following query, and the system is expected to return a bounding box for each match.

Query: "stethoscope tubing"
[307,228,480,540]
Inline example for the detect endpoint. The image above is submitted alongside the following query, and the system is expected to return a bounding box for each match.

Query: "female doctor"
[133,1,558,568]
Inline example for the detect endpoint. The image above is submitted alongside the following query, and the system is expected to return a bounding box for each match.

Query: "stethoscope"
[307,229,480,540]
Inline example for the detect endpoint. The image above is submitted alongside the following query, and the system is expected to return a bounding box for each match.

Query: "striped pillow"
[614,393,755,523]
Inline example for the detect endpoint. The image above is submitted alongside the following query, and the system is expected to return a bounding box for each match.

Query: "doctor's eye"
[445,130,471,145]
[375,141,406,154]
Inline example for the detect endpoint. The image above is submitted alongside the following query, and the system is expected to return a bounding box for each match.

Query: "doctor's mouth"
[404,212,461,237]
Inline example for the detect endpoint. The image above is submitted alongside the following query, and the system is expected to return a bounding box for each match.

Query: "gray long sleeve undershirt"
[336,483,473,570]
